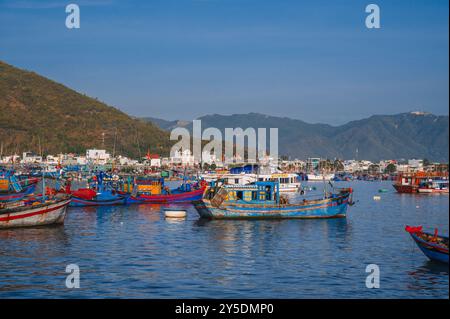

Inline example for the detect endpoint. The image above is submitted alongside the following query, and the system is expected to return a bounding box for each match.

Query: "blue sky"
[0,0,448,124]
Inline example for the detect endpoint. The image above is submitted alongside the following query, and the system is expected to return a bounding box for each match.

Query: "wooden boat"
[0,183,37,202]
[405,226,449,264]
[193,181,353,219]
[127,187,205,204]
[393,172,448,193]
[417,180,448,194]
[201,172,301,193]
[66,172,128,207]
[0,194,71,229]
[70,189,128,207]
[0,174,39,202]
[123,177,206,204]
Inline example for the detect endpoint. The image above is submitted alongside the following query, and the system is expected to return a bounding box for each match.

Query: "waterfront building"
[22,152,43,164]
[86,149,111,165]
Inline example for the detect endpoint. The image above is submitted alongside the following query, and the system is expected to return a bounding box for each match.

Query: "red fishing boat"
[123,177,206,204]
[405,226,449,264]
[393,172,448,193]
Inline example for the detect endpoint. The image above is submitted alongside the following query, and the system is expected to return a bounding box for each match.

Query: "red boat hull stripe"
[0,202,68,222]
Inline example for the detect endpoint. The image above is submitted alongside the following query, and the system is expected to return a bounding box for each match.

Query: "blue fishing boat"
[0,173,39,202]
[193,181,353,219]
[405,226,449,264]
[68,172,127,207]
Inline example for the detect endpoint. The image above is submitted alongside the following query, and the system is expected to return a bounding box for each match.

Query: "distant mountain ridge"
[144,112,449,162]
[1,60,447,162]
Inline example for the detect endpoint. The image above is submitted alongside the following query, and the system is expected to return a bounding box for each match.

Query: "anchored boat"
[123,177,206,204]
[417,180,449,194]
[67,172,128,207]
[193,181,353,219]
[0,194,71,229]
[0,173,39,202]
[405,226,449,264]
[393,172,448,193]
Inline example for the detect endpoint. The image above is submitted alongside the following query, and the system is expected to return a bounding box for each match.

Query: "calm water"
[0,181,448,298]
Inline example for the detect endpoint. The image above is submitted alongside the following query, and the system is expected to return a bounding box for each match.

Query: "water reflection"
[0,181,447,298]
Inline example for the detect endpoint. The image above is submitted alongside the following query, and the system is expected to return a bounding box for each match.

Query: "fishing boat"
[0,194,71,229]
[393,172,448,193]
[201,164,301,193]
[405,226,449,264]
[125,177,206,204]
[69,189,127,207]
[0,173,39,202]
[417,180,449,194]
[67,172,128,207]
[193,181,353,219]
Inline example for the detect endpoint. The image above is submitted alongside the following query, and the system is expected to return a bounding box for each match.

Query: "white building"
[45,155,59,165]
[22,152,43,164]
[1,154,20,164]
[408,159,424,171]
[118,156,138,166]
[75,156,88,165]
[170,149,195,167]
[86,149,111,165]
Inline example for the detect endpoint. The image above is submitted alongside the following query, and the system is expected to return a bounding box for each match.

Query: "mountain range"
[143,112,449,162]
[1,60,448,162]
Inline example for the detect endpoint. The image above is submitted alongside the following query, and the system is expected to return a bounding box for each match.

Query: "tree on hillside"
[385,163,397,174]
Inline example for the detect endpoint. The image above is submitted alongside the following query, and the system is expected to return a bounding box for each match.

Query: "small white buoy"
[373,195,381,201]
[164,209,187,219]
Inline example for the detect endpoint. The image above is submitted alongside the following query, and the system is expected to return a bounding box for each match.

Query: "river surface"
[0,181,448,298]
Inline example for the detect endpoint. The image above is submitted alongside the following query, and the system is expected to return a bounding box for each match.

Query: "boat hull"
[127,187,205,204]
[0,198,71,229]
[69,196,127,207]
[193,193,351,219]
[0,184,36,202]
[393,184,417,193]
[409,232,449,264]
[417,188,449,194]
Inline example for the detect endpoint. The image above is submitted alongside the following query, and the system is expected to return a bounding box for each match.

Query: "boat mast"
[42,165,46,203]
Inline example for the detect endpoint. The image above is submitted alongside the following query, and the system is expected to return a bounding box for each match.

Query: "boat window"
[265,186,271,200]
[236,191,243,200]
[235,179,239,184]
[252,191,257,200]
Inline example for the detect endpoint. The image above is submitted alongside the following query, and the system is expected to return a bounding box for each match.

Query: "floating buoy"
[164,209,187,219]
[373,195,381,201]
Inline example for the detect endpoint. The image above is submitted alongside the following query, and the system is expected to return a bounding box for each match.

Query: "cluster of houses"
[0,150,447,174]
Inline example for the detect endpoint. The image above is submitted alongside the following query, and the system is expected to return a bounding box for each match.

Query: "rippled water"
[0,181,448,298]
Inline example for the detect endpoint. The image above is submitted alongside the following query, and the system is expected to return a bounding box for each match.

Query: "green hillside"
[0,61,171,158]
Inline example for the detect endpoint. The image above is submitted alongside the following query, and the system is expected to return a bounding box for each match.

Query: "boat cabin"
[133,177,164,195]
[219,181,280,204]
